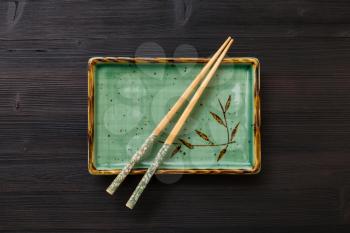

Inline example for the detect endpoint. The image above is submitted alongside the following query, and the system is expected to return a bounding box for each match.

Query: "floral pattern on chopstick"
[160,95,240,161]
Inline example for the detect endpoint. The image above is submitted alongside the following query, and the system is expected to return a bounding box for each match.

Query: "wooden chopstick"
[126,39,234,209]
[106,37,233,196]
[152,37,232,136]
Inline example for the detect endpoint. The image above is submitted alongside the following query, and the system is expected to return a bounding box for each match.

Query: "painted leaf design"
[217,148,227,161]
[225,95,231,112]
[179,138,194,149]
[195,130,214,145]
[210,112,225,126]
[230,122,240,141]
[218,99,225,113]
[171,145,181,157]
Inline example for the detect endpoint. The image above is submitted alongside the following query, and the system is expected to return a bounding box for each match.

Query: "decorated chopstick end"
[106,134,158,195]
[126,144,172,209]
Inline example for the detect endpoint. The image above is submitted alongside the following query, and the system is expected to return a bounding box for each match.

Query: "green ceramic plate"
[88,57,261,175]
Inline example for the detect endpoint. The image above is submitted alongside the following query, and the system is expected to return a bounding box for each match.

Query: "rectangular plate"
[88,57,261,175]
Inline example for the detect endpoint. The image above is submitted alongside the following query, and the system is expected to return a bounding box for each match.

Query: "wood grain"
[0,0,350,232]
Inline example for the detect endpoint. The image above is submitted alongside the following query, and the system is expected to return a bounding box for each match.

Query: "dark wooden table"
[1,0,349,232]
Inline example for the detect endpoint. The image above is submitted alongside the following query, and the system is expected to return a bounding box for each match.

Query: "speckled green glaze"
[93,62,254,170]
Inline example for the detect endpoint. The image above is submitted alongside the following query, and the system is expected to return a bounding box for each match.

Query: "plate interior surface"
[93,61,255,170]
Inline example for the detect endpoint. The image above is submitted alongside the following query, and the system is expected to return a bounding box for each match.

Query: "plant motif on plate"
[161,95,240,161]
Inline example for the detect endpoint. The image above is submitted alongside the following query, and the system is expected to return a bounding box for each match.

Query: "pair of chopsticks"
[106,36,234,209]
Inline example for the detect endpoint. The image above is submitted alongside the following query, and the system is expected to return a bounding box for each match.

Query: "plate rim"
[88,57,261,175]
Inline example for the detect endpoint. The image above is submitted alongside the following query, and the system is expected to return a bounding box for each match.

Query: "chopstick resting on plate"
[106,37,233,196]
[126,38,234,209]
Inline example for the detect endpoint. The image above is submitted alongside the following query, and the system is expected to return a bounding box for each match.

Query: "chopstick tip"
[126,202,134,210]
[229,36,234,42]
[106,188,114,196]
